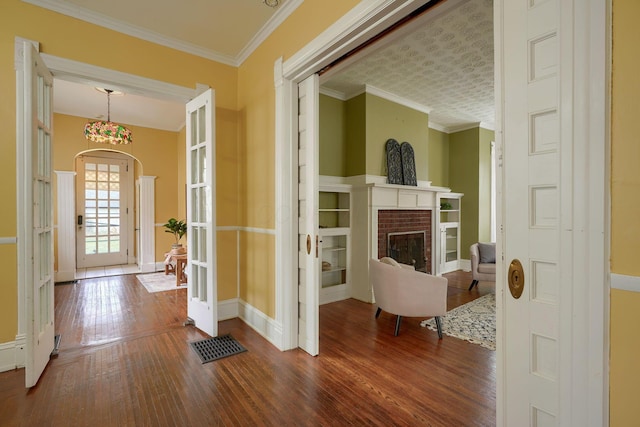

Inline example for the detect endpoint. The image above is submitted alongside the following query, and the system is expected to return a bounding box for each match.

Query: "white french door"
[76,154,130,268]
[21,42,55,388]
[297,75,320,356]
[186,89,217,337]
[498,0,606,425]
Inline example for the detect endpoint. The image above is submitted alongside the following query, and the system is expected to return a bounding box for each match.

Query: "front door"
[76,154,130,268]
[21,42,55,388]
[186,89,217,337]
[499,0,606,424]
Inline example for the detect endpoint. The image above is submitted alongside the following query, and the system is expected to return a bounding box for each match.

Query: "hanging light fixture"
[84,89,133,145]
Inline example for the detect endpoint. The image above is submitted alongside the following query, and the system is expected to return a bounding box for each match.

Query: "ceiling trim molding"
[364,85,432,114]
[22,0,237,66]
[444,122,482,133]
[319,87,348,101]
[428,121,449,133]
[237,0,304,66]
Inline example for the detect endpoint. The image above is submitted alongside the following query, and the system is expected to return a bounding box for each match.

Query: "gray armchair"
[469,242,496,290]
[369,257,448,338]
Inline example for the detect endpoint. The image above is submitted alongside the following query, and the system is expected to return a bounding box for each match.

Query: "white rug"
[421,293,496,350]
[136,272,187,293]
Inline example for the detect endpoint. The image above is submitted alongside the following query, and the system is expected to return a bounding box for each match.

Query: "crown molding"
[428,121,448,133]
[365,85,432,114]
[24,0,304,68]
[237,0,304,66]
[319,86,347,100]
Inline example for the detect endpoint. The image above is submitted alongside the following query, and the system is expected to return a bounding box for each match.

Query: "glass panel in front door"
[83,161,122,255]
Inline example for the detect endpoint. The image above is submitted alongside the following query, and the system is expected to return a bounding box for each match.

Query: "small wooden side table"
[164,253,188,286]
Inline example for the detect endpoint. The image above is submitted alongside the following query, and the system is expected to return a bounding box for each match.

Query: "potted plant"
[163,218,187,254]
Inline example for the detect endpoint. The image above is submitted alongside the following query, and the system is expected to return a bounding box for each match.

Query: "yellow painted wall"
[237,0,360,316]
[53,113,182,258]
[0,0,239,343]
[610,1,640,425]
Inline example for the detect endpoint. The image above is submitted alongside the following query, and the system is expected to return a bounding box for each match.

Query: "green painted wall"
[478,128,494,242]
[319,94,347,177]
[345,93,366,177]
[448,127,495,256]
[449,128,480,256]
[365,94,430,181]
[428,128,449,187]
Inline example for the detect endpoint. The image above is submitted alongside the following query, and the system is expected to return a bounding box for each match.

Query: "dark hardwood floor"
[0,271,495,426]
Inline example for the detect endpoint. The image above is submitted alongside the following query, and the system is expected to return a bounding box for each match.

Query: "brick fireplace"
[377,210,432,273]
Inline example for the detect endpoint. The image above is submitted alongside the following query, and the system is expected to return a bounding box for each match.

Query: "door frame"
[15,36,196,369]
[75,151,135,268]
[274,0,609,422]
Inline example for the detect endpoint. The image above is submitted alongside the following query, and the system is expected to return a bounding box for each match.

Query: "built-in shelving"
[318,181,352,305]
[437,193,463,274]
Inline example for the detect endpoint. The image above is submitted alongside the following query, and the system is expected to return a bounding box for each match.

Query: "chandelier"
[84,89,133,145]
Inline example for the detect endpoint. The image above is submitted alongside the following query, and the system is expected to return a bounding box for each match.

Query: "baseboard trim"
[218,298,239,321]
[55,270,75,283]
[238,300,283,350]
[0,335,26,373]
[459,259,471,272]
[611,273,640,293]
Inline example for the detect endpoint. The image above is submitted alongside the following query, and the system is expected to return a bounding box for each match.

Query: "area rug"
[420,293,495,350]
[136,272,187,293]
[190,334,247,364]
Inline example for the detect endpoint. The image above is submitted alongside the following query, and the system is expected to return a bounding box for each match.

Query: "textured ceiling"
[322,0,495,131]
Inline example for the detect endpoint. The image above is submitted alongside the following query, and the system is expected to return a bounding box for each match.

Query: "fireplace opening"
[388,231,427,272]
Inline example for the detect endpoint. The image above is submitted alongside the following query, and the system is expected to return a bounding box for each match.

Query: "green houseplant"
[163,218,187,254]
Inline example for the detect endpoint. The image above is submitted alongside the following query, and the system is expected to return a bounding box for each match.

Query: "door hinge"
[126,164,129,172]
[126,207,129,214]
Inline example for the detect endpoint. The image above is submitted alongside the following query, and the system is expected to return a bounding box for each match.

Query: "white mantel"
[329,175,455,303]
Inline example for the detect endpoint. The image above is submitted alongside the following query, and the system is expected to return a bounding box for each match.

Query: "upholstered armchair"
[369,257,448,338]
[469,242,496,290]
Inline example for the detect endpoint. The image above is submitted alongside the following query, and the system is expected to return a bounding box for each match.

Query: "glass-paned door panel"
[186,89,216,337]
[76,155,129,268]
[23,42,55,388]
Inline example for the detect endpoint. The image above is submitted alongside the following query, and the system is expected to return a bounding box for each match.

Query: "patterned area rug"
[136,272,187,293]
[421,293,496,350]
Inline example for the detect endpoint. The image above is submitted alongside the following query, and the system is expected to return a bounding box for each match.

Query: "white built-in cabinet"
[318,183,351,305]
[437,193,463,273]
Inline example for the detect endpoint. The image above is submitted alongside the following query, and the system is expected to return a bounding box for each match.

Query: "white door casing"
[497,0,607,425]
[21,42,55,388]
[76,154,130,268]
[297,75,320,356]
[186,88,217,337]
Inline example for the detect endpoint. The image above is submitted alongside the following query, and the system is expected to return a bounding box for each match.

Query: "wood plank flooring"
[0,271,495,426]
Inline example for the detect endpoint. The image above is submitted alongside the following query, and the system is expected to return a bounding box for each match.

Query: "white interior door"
[23,42,55,388]
[76,154,130,268]
[186,89,217,337]
[498,0,605,424]
[297,75,320,356]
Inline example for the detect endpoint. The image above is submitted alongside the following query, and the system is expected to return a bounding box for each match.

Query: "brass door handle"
[508,259,525,299]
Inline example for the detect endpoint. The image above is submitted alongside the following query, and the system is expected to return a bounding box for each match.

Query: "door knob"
[508,259,525,299]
